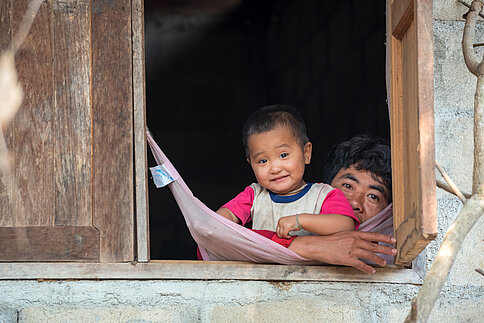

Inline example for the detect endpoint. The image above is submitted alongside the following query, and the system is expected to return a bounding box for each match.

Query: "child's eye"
[258,159,267,164]
[280,153,288,158]
[342,183,352,189]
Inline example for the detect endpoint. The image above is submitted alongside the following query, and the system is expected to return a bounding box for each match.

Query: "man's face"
[330,165,390,223]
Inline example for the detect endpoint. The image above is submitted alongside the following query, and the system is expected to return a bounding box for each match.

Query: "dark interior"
[144,0,389,260]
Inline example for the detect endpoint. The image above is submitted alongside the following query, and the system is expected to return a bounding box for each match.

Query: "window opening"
[144,0,389,260]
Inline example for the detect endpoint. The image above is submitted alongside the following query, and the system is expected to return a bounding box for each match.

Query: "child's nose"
[270,161,282,173]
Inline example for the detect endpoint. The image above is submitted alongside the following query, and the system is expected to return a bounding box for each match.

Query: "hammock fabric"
[147,132,394,265]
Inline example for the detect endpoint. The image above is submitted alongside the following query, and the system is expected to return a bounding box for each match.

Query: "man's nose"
[349,192,364,213]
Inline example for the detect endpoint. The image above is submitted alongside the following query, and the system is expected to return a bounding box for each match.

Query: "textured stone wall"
[0,280,482,322]
[431,0,484,287]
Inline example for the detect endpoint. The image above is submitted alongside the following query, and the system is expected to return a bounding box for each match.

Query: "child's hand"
[277,215,301,239]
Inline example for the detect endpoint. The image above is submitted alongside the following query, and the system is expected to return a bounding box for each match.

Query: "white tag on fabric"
[150,164,174,188]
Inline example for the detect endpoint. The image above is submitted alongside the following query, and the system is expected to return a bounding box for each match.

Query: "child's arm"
[276,213,355,239]
[216,207,242,224]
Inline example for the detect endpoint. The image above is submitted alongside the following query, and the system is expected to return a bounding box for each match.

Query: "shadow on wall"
[144,0,389,260]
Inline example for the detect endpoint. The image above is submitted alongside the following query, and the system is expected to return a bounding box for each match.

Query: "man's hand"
[288,231,396,274]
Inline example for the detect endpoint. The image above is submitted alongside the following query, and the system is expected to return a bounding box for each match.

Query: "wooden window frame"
[0,0,432,284]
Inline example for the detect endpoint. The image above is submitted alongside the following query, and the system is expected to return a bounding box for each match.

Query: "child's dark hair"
[242,104,309,158]
[321,134,392,203]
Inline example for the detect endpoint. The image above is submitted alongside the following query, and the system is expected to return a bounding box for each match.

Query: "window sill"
[0,260,423,284]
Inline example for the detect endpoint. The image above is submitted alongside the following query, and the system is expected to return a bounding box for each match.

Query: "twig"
[473,42,484,47]
[11,0,44,55]
[436,179,472,200]
[459,0,484,19]
[476,268,484,276]
[462,0,483,76]
[435,160,467,203]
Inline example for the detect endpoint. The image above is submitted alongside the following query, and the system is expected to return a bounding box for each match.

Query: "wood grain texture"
[0,1,12,52]
[132,0,150,262]
[0,226,99,261]
[1,0,139,263]
[0,0,14,226]
[388,0,436,265]
[397,17,421,262]
[415,0,436,237]
[53,0,92,226]
[91,0,135,262]
[0,261,422,283]
[10,0,54,226]
[391,0,414,39]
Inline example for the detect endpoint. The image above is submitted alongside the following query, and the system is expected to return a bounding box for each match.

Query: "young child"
[216,105,360,246]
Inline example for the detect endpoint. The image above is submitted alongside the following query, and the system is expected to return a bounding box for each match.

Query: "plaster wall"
[0,281,482,322]
[432,1,484,288]
[0,1,483,322]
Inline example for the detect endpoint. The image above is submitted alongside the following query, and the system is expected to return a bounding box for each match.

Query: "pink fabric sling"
[147,131,393,264]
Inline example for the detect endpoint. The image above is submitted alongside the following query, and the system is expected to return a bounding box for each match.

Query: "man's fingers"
[358,240,397,256]
[355,249,387,267]
[354,231,396,244]
[350,259,377,274]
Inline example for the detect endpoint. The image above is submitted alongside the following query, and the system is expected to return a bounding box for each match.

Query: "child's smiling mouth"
[271,175,289,182]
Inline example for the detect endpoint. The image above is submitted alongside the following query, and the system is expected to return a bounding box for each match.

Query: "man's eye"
[258,159,267,164]
[280,153,288,158]
[368,194,379,201]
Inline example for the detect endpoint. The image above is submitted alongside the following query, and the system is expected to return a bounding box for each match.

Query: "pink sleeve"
[221,186,254,225]
[320,188,360,230]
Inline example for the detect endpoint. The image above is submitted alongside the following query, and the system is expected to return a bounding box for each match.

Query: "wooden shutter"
[388,0,437,265]
[0,0,134,262]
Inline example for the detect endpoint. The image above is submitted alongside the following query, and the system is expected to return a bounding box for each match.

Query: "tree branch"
[435,160,467,203]
[11,0,44,55]
[473,75,484,196]
[459,0,484,19]
[436,179,472,200]
[405,197,484,322]
[462,0,483,76]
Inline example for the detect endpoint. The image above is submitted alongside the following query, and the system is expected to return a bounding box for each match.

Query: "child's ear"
[246,158,250,164]
[304,142,312,164]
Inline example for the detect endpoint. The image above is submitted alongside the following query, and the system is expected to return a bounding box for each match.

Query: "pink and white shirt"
[222,183,359,235]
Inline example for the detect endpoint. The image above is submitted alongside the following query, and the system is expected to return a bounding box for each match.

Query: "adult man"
[288,135,396,274]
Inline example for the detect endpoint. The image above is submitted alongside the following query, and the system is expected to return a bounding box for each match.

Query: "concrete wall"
[432,0,484,288]
[0,281,482,322]
[0,1,483,322]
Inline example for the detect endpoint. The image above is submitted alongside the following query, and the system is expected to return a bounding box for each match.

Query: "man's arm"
[288,231,396,274]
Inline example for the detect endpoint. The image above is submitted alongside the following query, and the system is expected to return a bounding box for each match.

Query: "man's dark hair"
[242,104,309,158]
[321,135,392,203]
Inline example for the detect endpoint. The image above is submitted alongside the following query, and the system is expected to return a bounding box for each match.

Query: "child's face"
[247,126,312,195]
